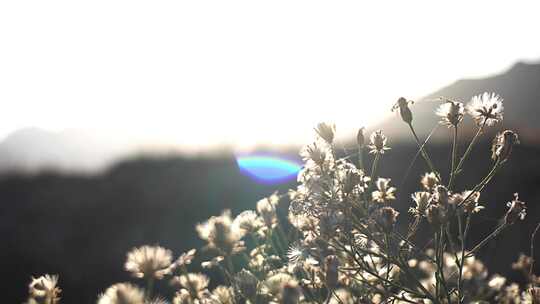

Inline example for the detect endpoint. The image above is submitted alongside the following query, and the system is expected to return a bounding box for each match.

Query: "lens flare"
[236,155,301,184]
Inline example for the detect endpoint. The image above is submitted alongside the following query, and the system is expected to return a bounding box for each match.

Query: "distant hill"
[373,61,540,144]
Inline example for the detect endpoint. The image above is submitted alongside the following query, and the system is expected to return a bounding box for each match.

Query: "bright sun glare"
[1,1,540,151]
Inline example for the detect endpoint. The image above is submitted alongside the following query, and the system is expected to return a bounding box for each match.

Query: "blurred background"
[1,1,540,303]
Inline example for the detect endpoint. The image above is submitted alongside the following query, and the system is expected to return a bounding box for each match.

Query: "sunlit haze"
[1,1,540,152]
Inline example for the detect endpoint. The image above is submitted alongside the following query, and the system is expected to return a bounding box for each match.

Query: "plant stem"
[457,213,471,303]
[448,125,458,190]
[408,123,439,177]
[466,223,508,258]
[370,153,380,185]
[455,123,486,175]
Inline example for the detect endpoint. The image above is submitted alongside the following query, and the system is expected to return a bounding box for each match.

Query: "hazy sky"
[1,1,540,150]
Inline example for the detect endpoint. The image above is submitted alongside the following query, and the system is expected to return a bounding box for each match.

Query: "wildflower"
[196,210,244,255]
[281,281,301,304]
[264,273,296,298]
[432,185,450,206]
[171,273,209,299]
[372,178,396,203]
[28,274,61,304]
[374,206,399,232]
[97,283,145,304]
[124,245,173,279]
[172,289,193,304]
[287,242,316,266]
[299,140,333,166]
[512,253,533,273]
[436,99,464,127]
[357,127,365,147]
[496,283,521,303]
[488,274,507,291]
[392,97,413,124]
[256,193,279,227]
[409,191,431,217]
[420,172,439,191]
[523,287,540,304]
[175,249,197,269]
[492,130,520,162]
[235,269,259,300]
[324,255,340,290]
[147,297,169,304]
[467,92,504,126]
[209,286,234,304]
[450,190,483,213]
[504,193,527,224]
[314,122,336,144]
[426,204,447,227]
[368,130,390,154]
[233,210,264,234]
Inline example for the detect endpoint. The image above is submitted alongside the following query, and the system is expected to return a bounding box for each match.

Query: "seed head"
[421,172,439,191]
[426,204,447,227]
[375,206,400,232]
[196,210,244,255]
[436,99,464,127]
[368,130,390,154]
[97,283,144,304]
[467,92,504,126]
[171,273,209,298]
[256,193,279,228]
[28,274,61,304]
[409,191,431,217]
[124,245,173,279]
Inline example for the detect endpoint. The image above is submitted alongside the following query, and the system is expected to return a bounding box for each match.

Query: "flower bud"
[504,193,527,225]
[324,255,340,290]
[392,97,413,124]
[492,130,519,162]
[357,127,365,148]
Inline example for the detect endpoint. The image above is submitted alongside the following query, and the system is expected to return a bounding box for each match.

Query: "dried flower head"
[124,245,173,279]
[209,286,234,304]
[172,289,193,304]
[97,283,145,304]
[368,130,390,154]
[256,193,279,227]
[233,210,264,234]
[505,193,527,224]
[420,172,439,191]
[196,210,244,255]
[314,122,336,144]
[235,269,259,300]
[436,99,464,127]
[512,253,533,273]
[467,92,504,126]
[28,274,61,304]
[450,190,483,213]
[171,273,209,298]
[175,249,197,269]
[392,97,413,124]
[201,256,224,269]
[488,274,507,291]
[492,130,520,162]
[374,206,400,232]
[409,191,431,217]
[372,178,396,203]
[299,140,333,166]
[426,204,447,227]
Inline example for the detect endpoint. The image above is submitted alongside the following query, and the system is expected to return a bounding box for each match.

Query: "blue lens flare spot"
[236,155,301,184]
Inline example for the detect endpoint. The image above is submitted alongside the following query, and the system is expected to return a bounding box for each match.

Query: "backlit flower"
[97,283,144,304]
[436,99,464,127]
[372,178,396,203]
[125,245,173,279]
[368,130,390,154]
[467,92,504,126]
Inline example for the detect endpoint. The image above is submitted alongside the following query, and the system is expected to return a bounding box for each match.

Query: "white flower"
[488,274,506,291]
[368,130,390,154]
[97,283,145,304]
[372,178,396,203]
[28,274,61,304]
[409,191,431,217]
[436,99,464,127]
[467,92,504,126]
[196,210,245,254]
[233,210,264,234]
[124,245,173,279]
[420,172,439,191]
[171,273,210,297]
[314,122,336,144]
[256,193,279,228]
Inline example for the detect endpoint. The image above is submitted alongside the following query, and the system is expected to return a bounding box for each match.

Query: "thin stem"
[457,159,502,209]
[370,153,381,184]
[530,222,540,276]
[408,123,439,177]
[455,123,486,175]
[457,213,471,303]
[466,223,508,258]
[448,125,458,190]
[145,277,154,300]
[358,146,364,170]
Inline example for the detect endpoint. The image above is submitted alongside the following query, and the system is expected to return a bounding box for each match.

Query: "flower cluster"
[24,92,537,304]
